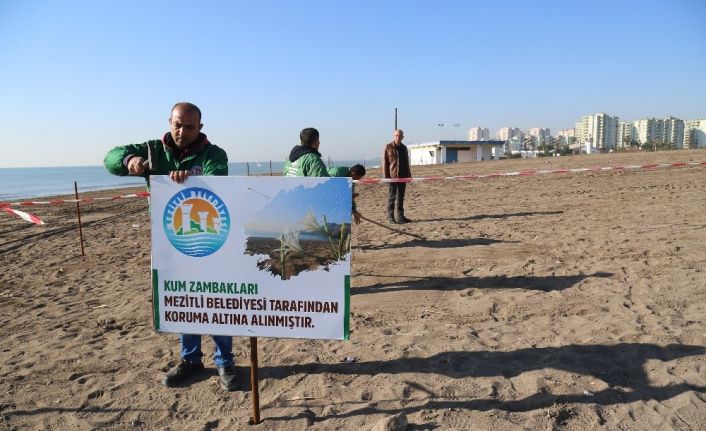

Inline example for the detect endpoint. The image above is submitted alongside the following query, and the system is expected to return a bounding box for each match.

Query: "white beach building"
[408,140,506,166]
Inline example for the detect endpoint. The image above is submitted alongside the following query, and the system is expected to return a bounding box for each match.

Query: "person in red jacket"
[382,129,412,224]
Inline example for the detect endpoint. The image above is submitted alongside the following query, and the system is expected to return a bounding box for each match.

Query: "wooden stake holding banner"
[249,337,261,425]
[74,181,85,256]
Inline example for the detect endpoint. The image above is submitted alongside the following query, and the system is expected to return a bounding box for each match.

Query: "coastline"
[6,148,705,203]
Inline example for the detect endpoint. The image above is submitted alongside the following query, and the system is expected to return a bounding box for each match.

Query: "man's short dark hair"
[300,128,319,147]
[171,102,202,121]
[350,164,366,177]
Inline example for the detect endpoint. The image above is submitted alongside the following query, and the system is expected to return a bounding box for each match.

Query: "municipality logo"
[163,187,230,257]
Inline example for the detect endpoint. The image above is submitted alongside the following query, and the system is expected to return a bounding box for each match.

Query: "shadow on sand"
[417,210,564,223]
[261,343,705,422]
[358,237,511,251]
[352,272,613,295]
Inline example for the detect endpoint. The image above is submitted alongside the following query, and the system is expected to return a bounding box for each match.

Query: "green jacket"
[104,134,228,179]
[327,166,350,177]
[283,145,329,177]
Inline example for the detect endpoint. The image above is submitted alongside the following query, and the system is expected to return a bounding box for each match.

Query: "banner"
[150,176,352,340]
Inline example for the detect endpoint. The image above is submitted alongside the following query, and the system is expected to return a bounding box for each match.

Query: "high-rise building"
[633,118,659,144]
[574,122,584,146]
[557,129,574,138]
[496,127,522,141]
[684,119,706,149]
[662,117,685,148]
[632,117,685,148]
[468,127,490,141]
[617,121,635,148]
[496,127,524,154]
[528,128,551,138]
[557,128,575,146]
[528,128,551,149]
[575,113,619,150]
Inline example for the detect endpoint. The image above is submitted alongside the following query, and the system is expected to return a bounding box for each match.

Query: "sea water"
[0,160,368,200]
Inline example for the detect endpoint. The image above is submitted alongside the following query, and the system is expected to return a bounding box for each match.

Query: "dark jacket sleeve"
[404,145,412,178]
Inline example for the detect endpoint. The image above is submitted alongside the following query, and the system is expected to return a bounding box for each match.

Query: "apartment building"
[528,128,551,149]
[684,119,706,148]
[576,113,619,150]
[617,121,635,148]
[557,128,575,138]
[468,127,490,141]
[496,127,523,141]
[632,117,685,148]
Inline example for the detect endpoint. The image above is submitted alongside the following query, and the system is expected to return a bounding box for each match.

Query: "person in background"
[103,102,237,392]
[327,164,366,180]
[283,128,329,177]
[328,164,366,224]
[382,129,412,224]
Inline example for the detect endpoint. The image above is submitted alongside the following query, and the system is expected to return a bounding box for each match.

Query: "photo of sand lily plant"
[243,179,351,280]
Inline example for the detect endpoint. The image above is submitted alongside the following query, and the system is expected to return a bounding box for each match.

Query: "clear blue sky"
[1,0,704,168]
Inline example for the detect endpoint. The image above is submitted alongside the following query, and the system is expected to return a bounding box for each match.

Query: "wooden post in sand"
[249,337,261,424]
[74,181,85,256]
[269,160,273,176]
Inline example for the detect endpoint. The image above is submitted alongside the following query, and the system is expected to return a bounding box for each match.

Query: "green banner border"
[344,274,350,339]
[152,269,160,330]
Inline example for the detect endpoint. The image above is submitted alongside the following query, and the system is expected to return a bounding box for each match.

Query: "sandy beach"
[1,150,705,430]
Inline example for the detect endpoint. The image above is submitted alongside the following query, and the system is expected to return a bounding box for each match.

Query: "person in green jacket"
[283,128,330,177]
[327,164,366,180]
[326,164,367,225]
[104,103,228,183]
[103,102,237,392]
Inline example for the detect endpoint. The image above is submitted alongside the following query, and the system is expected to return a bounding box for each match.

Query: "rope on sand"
[358,214,425,240]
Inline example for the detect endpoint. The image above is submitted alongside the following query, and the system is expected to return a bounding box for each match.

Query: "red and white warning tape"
[0,161,703,225]
[0,191,150,208]
[2,207,45,225]
[355,161,706,184]
[0,191,149,225]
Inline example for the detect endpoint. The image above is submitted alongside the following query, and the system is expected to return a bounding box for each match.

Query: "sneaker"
[217,365,238,391]
[162,360,205,387]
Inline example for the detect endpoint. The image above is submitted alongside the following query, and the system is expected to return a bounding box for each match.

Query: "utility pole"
[394,108,398,130]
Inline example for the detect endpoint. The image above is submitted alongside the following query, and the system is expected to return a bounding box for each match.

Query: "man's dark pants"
[387,182,406,221]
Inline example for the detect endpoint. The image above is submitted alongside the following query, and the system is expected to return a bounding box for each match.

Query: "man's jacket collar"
[163,132,210,161]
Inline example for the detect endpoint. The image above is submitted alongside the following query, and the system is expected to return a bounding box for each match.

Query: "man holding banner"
[104,102,238,391]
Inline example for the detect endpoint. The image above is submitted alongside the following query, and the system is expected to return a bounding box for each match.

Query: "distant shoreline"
[0,160,369,201]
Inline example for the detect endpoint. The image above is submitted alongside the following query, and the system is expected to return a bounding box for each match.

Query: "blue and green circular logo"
[163,187,230,257]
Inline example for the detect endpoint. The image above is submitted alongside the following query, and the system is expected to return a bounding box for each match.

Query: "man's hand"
[352,211,361,225]
[170,170,190,184]
[127,156,146,175]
